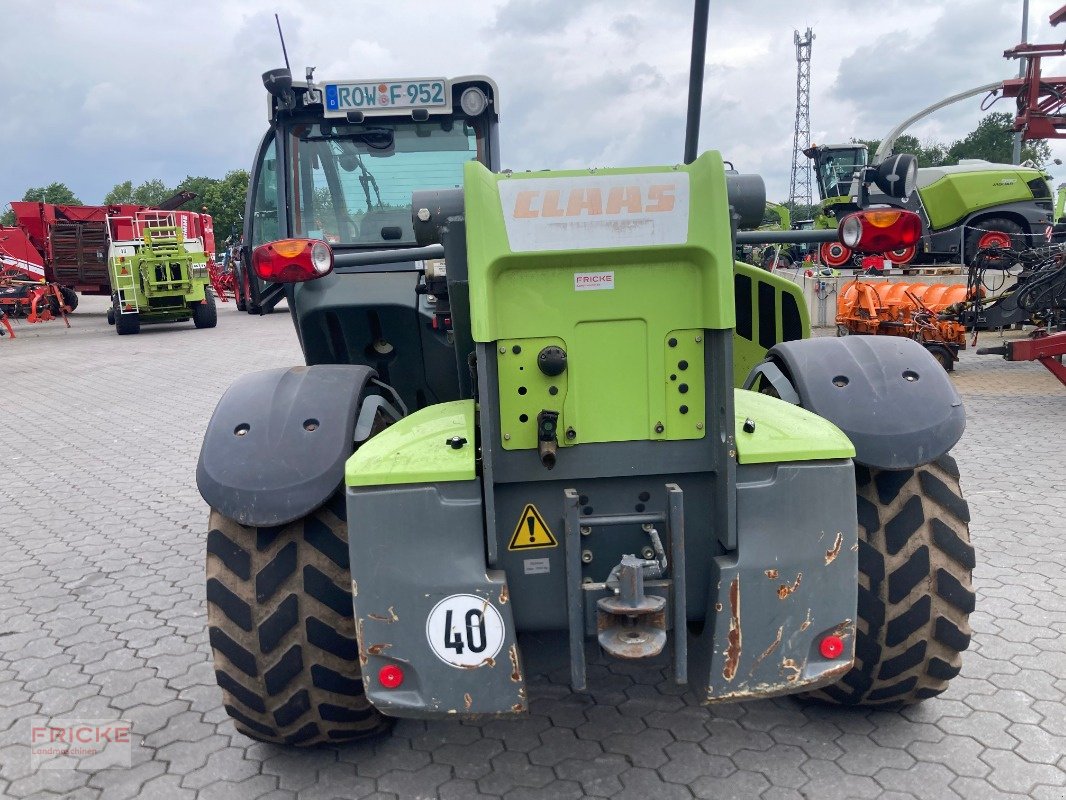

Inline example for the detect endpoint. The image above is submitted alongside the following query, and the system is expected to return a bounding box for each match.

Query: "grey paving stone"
[2,298,1065,799]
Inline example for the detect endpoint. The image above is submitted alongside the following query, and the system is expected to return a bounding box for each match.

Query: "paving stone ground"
[1,295,1064,799]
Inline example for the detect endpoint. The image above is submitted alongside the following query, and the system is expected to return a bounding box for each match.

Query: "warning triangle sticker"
[508,504,558,551]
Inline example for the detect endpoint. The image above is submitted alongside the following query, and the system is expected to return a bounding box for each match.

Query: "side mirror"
[873,154,918,199]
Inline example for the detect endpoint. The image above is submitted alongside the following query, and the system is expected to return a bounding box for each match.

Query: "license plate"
[323,79,450,117]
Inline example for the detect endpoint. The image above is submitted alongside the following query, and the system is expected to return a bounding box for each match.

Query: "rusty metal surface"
[0,297,1063,799]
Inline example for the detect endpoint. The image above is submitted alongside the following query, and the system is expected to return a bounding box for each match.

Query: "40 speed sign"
[425,594,506,668]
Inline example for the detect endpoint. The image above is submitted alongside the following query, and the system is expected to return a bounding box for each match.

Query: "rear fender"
[197,365,378,526]
[743,336,965,470]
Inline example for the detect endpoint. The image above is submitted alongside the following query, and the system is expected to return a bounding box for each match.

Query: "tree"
[2,183,82,225]
[854,135,950,168]
[130,179,173,207]
[195,170,249,242]
[856,113,1050,167]
[103,180,135,205]
[945,112,1050,167]
[103,179,174,207]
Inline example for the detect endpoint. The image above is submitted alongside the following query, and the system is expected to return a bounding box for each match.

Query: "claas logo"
[512,184,678,219]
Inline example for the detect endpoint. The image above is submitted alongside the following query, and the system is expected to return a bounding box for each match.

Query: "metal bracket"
[563,484,688,692]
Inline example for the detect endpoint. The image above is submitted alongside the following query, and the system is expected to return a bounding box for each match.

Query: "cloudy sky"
[3,0,1066,209]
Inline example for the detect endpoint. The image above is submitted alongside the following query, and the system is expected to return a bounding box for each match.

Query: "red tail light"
[839,210,921,254]
[252,238,333,282]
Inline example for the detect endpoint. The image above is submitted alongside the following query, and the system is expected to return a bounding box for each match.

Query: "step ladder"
[112,259,139,314]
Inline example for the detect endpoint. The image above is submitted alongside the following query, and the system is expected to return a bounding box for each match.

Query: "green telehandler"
[195,2,973,747]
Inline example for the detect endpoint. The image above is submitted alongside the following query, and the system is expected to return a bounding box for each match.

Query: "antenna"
[275,13,291,71]
[788,28,815,213]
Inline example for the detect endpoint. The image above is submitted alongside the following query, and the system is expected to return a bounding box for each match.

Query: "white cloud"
[3,0,1066,207]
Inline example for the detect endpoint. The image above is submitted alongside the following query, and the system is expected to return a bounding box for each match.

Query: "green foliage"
[102,179,172,206]
[945,113,1050,167]
[180,170,249,242]
[853,113,1051,168]
[102,180,134,205]
[21,182,82,206]
[97,173,250,242]
[852,135,950,167]
[3,183,83,225]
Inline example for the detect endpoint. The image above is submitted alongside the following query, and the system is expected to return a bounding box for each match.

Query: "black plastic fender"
[197,365,375,527]
[743,336,964,470]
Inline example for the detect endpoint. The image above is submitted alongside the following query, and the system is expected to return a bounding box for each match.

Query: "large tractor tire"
[192,292,218,329]
[206,495,392,745]
[113,295,140,336]
[965,217,1026,265]
[814,454,974,706]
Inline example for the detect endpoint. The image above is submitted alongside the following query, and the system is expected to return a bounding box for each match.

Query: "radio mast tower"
[789,28,815,213]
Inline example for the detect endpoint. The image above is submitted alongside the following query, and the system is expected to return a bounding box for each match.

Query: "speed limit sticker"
[425,594,506,668]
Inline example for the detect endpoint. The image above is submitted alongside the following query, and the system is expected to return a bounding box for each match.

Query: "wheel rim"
[886,245,916,265]
[977,230,1012,250]
[820,242,851,267]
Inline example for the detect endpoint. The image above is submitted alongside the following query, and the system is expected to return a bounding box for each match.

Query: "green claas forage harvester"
[804,142,1054,268]
[196,4,975,747]
[106,210,217,335]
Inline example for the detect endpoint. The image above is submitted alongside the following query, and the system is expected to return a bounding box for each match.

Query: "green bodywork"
[731,261,809,387]
[346,152,836,491]
[346,389,853,488]
[463,154,733,448]
[733,389,853,464]
[346,400,475,487]
[109,225,210,321]
[919,167,1044,229]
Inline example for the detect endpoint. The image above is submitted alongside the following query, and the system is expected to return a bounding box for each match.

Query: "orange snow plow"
[835,280,979,370]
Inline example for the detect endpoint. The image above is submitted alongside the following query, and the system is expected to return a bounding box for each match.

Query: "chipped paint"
[748,625,783,677]
[715,602,723,612]
[464,693,473,710]
[777,572,803,600]
[499,584,509,605]
[509,643,523,683]
[825,532,844,565]
[781,657,802,682]
[723,575,742,681]
[459,657,496,670]
[764,568,779,580]
[356,618,368,666]
[511,702,525,713]
[800,608,812,632]
[351,578,358,597]
[367,642,392,656]
[832,618,854,639]
[367,606,399,623]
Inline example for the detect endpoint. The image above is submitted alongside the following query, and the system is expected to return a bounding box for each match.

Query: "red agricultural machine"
[1,194,240,310]
[0,224,73,336]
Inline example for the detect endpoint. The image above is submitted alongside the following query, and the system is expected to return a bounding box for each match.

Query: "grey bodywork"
[341,213,863,715]
[347,480,527,717]
[197,365,374,527]
[743,336,965,471]
[346,436,858,716]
